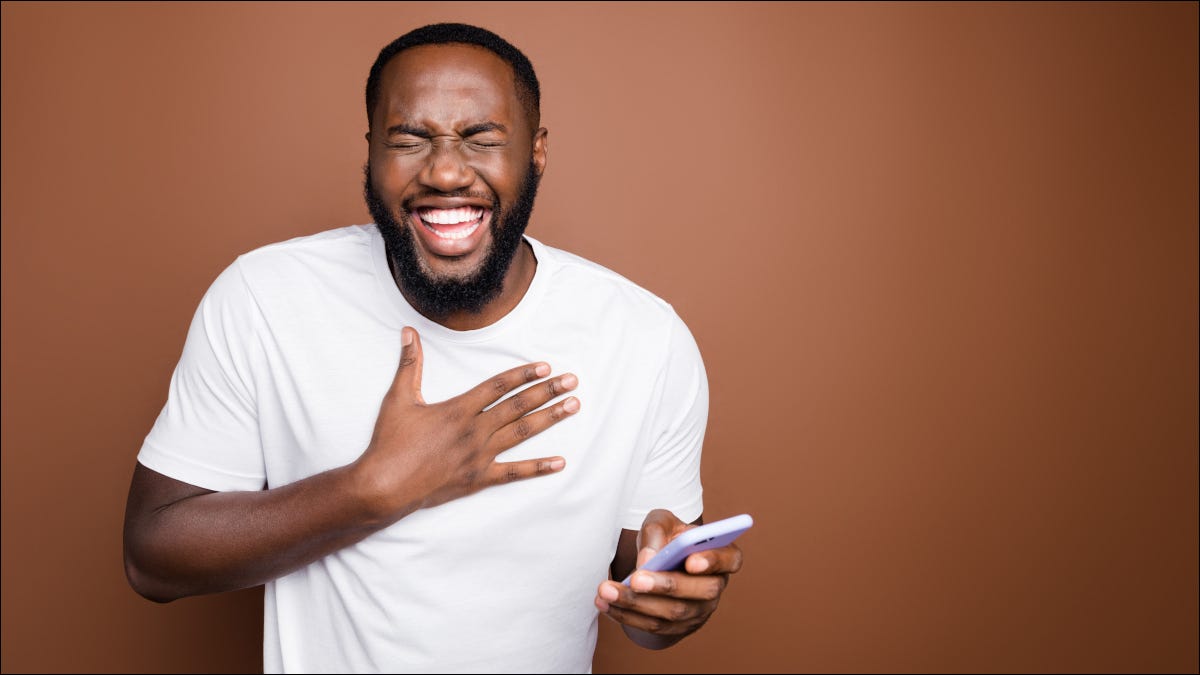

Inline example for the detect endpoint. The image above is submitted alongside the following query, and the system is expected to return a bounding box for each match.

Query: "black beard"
[364,162,540,319]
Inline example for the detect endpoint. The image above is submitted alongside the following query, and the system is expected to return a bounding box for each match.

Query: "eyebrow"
[462,122,507,136]
[385,122,508,138]
[385,123,432,138]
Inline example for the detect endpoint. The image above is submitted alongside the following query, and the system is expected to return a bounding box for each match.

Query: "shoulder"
[234,225,375,276]
[226,225,379,301]
[531,238,680,329]
[528,238,704,381]
[188,225,379,326]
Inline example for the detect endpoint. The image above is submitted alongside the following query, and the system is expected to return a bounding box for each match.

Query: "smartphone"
[622,513,753,585]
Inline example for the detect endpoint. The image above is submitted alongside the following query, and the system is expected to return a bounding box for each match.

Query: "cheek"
[481,151,531,200]
[371,157,417,198]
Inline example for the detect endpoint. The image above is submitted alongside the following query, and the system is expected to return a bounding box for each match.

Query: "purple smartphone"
[622,513,753,585]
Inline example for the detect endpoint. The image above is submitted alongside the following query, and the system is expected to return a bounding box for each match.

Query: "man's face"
[365,43,547,317]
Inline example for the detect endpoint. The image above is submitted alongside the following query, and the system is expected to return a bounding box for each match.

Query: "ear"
[532,127,548,177]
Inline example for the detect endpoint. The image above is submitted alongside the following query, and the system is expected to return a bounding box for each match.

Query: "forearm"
[123,462,415,603]
[126,330,578,603]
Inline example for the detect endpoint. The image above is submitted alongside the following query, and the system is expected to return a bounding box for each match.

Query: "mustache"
[403,189,498,213]
[360,164,496,211]
[405,188,494,203]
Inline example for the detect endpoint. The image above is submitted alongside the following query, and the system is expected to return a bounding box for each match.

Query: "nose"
[419,139,475,193]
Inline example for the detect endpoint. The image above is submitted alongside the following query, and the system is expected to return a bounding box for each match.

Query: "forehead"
[374,43,521,130]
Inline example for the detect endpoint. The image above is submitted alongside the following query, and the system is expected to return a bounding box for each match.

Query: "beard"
[364,162,541,319]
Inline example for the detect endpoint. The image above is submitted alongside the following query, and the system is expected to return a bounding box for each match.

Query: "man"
[123,23,743,672]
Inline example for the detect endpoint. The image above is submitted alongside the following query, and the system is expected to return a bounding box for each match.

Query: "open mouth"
[416,206,486,241]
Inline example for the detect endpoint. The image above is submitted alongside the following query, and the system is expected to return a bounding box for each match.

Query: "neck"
[391,239,537,331]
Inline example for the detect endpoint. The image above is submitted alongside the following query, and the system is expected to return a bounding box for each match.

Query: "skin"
[367,43,544,331]
[123,42,742,652]
[124,328,579,601]
[602,511,745,649]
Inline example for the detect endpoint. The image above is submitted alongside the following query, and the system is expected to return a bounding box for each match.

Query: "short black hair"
[365,23,541,130]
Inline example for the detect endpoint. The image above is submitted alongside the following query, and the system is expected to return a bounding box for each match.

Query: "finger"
[460,361,552,411]
[636,510,681,566]
[483,372,578,427]
[636,546,657,568]
[596,581,709,632]
[489,396,580,453]
[684,542,744,576]
[602,601,705,637]
[484,456,567,486]
[628,570,726,601]
[390,327,425,404]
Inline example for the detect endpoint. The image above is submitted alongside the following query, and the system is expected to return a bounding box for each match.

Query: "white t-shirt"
[138,225,707,673]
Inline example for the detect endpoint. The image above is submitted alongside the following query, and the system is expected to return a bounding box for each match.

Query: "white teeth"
[420,207,482,225]
[426,221,480,240]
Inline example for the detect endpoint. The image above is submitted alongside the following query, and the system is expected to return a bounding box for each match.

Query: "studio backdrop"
[2,2,1197,672]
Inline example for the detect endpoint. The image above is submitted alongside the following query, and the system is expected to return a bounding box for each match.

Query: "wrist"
[343,455,405,529]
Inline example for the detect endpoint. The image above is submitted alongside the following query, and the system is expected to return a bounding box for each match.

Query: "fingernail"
[637,547,658,567]
[631,573,654,592]
[549,458,566,471]
[534,363,551,377]
[401,327,413,346]
[563,398,580,414]
[691,556,710,573]
[599,584,618,602]
[560,373,578,389]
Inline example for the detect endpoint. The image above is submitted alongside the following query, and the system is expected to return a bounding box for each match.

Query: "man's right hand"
[353,326,579,518]
[123,325,578,602]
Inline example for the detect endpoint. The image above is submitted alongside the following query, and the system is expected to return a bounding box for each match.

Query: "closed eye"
[463,122,507,149]
[468,136,506,149]
[385,136,429,152]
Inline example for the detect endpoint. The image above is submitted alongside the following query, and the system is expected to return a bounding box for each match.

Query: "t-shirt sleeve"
[137,259,267,492]
[621,311,708,530]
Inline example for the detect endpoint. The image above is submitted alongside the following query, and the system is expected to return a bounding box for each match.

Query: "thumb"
[394,326,425,404]
[636,510,673,567]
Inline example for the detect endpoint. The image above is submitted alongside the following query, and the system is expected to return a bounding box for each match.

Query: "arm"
[124,461,384,602]
[593,313,726,648]
[596,509,744,650]
[123,327,579,602]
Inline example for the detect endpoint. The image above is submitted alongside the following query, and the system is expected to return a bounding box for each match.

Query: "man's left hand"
[594,509,744,647]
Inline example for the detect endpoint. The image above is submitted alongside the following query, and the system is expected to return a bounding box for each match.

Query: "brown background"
[2,2,1196,673]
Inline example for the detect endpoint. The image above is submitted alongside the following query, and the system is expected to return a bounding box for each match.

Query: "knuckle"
[547,379,560,397]
[667,603,691,622]
[492,376,509,396]
[398,355,417,369]
[509,393,530,414]
[548,405,564,422]
[505,464,520,482]
[659,575,677,594]
[513,418,532,440]
[700,580,721,601]
[642,617,665,634]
